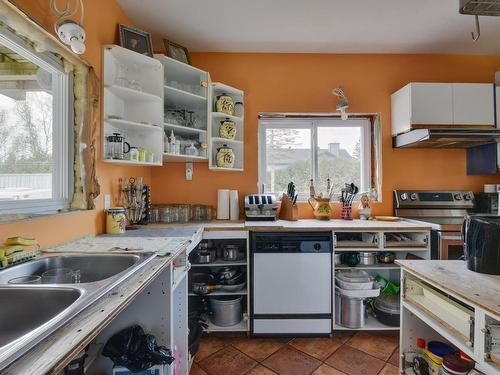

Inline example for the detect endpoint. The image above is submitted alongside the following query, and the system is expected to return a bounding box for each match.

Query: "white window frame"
[258,117,372,200]
[0,27,73,216]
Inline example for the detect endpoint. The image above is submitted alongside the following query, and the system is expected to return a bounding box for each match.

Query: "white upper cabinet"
[391,83,495,136]
[452,83,495,126]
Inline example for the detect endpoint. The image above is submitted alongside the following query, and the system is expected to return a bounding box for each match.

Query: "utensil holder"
[341,204,353,220]
[279,194,298,221]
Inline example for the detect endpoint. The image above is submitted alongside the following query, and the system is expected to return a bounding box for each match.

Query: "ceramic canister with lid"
[106,207,127,234]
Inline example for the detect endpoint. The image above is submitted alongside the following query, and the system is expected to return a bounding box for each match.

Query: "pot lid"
[336,269,371,283]
[375,293,400,314]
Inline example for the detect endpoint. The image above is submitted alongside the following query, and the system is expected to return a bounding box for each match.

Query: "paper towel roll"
[229,190,239,221]
[217,189,230,220]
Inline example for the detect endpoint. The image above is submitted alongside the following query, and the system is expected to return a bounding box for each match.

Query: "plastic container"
[209,296,243,327]
[336,269,373,290]
[424,341,457,375]
[440,355,472,375]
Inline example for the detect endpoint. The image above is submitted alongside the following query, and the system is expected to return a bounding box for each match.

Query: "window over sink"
[0,29,72,215]
[258,116,381,200]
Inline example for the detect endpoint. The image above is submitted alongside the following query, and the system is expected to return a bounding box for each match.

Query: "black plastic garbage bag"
[102,325,174,372]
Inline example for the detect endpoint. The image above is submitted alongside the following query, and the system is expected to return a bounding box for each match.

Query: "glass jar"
[149,206,159,223]
[177,204,191,223]
[129,147,139,161]
[191,204,204,221]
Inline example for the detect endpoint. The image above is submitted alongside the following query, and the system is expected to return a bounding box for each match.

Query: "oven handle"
[440,234,463,241]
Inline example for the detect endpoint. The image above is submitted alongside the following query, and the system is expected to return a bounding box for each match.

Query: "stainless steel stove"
[394,190,475,260]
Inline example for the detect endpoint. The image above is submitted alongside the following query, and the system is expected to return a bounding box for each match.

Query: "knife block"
[279,194,298,221]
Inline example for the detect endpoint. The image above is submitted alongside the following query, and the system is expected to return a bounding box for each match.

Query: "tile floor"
[190,331,400,375]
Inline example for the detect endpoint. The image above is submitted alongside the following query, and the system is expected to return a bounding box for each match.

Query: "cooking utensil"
[216,267,238,280]
[192,282,220,295]
[373,293,400,327]
[209,296,243,327]
[222,245,240,261]
[219,281,246,292]
[378,252,396,264]
[334,253,343,266]
[359,252,377,265]
[336,269,373,290]
[342,253,360,267]
[193,250,215,264]
[219,272,245,285]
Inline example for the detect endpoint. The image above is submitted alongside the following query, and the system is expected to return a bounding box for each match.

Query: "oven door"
[436,231,464,260]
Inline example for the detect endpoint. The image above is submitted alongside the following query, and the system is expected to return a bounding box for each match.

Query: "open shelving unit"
[102,45,164,166]
[209,82,245,171]
[333,229,431,332]
[188,233,250,333]
[156,54,210,163]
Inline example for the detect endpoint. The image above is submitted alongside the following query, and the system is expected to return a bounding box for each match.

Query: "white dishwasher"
[250,232,332,335]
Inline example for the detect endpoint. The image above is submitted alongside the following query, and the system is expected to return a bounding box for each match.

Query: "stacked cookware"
[189,242,246,327]
[335,269,380,328]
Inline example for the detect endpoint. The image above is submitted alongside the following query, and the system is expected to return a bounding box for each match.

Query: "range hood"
[393,129,500,149]
[459,0,500,16]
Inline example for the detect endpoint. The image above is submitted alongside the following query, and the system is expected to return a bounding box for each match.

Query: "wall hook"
[472,15,480,41]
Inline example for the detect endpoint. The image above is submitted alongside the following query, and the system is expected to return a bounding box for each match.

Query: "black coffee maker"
[462,215,500,275]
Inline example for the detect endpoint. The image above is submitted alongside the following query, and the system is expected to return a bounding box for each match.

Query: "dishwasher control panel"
[251,232,332,253]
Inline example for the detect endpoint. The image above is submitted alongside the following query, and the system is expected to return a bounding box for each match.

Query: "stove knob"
[400,193,408,201]
[463,193,472,201]
[410,193,418,201]
[454,193,462,201]
[314,243,321,251]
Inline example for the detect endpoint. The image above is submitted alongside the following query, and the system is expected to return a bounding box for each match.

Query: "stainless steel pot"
[209,296,243,327]
[335,290,366,328]
[359,252,377,265]
[193,250,215,264]
[334,253,343,266]
[222,245,240,261]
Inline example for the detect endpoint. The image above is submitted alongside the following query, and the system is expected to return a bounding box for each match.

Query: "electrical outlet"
[104,194,111,210]
[185,162,193,181]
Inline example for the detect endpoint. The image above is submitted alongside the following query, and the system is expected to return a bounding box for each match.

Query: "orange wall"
[0,0,150,247]
[151,53,500,216]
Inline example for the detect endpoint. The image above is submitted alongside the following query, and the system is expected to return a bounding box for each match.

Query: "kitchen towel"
[217,189,230,220]
[229,190,239,221]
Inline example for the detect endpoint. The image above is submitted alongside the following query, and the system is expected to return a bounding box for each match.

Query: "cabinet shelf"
[163,153,207,163]
[335,263,400,270]
[103,158,162,166]
[164,122,207,135]
[211,112,243,122]
[209,166,244,172]
[188,288,247,297]
[105,118,163,133]
[105,84,162,102]
[190,260,247,267]
[334,315,399,331]
[211,137,243,146]
[164,86,207,111]
[203,315,249,332]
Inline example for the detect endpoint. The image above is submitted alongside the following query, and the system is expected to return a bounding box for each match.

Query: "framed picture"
[163,39,191,65]
[118,24,153,57]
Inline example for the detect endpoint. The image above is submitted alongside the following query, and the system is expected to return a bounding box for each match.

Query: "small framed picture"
[118,24,153,57]
[163,39,191,65]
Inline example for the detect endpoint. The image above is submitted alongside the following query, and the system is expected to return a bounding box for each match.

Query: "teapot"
[308,196,332,220]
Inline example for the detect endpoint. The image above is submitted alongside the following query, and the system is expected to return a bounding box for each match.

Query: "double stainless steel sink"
[0,252,156,371]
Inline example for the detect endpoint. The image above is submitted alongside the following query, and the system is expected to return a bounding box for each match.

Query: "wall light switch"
[185,162,193,181]
[104,194,111,210]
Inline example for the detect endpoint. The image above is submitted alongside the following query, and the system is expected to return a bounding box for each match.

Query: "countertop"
[3,230,202,375]
[6,220,431,373]
[396,260,500,317]
[146,219,432,232]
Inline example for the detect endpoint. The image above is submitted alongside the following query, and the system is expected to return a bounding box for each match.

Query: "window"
[0,28,72,215]
[259,117,375,199]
